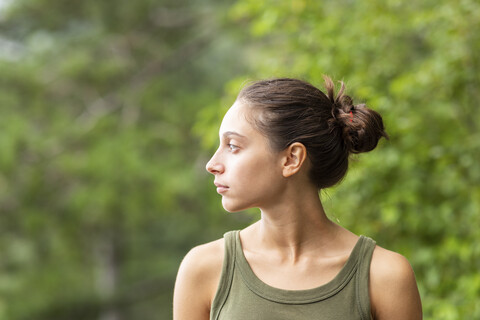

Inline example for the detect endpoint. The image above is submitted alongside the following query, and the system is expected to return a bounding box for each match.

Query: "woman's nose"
[206,152,224,175]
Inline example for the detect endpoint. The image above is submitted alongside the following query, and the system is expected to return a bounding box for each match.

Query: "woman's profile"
[173,76,422,319]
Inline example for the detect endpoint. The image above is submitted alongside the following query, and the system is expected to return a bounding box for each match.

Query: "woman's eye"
[228,144,239,151]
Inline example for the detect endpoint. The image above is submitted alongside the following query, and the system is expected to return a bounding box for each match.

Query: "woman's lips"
[214,182,229,194]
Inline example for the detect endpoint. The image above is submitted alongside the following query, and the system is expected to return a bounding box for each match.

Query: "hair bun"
[343,104,389,154]
[324,76,389,154]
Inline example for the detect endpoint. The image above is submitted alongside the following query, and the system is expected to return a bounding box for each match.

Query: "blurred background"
[0,0,479,319]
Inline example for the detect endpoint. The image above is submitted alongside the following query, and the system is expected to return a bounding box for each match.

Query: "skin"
[173,101,422,320]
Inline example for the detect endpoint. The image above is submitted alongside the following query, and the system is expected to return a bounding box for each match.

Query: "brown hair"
[237,76,388,189]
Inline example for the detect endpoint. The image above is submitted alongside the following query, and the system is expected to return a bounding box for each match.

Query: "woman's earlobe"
[282,142,308,178]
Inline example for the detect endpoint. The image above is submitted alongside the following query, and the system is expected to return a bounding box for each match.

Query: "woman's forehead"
[219,101,254,137]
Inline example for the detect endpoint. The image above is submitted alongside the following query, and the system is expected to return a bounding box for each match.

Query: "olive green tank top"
[210,231,376,320]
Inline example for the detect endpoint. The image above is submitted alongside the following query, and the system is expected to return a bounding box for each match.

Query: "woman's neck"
[244,186,341,263]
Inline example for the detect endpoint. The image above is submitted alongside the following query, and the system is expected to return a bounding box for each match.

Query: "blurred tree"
[2,0,479,319]
[197,0,479,318]
[0,0,250,319]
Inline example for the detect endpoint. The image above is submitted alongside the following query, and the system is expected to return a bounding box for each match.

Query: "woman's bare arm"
[173,239,224,320]
[370,246,423,320]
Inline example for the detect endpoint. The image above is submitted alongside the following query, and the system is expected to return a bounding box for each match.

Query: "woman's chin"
[221,199,249,213]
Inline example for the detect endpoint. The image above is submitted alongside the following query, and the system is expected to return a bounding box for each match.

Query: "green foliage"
[0,0,247,319]
[0,0,478,319]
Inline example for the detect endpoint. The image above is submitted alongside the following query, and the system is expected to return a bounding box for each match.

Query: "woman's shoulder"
[369,245,423,319]
[370,245,414,281]
[173,237,225,319]
[177,237,225,288]
[186,237,225,270]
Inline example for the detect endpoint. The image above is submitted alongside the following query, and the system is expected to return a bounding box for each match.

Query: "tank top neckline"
[233,230,367,304]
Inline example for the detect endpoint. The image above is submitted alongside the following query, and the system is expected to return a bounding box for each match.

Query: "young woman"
[173,77,422,320]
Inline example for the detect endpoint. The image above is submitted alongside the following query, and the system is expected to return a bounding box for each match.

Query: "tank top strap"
[356,236,376,320]
[210,231,238,320]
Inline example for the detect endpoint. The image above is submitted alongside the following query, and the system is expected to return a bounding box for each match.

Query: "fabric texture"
[210,230,376,320]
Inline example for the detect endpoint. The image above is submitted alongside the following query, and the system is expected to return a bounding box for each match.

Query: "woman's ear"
[282,142,308,178]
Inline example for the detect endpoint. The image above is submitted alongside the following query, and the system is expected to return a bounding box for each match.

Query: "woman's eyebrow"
[222,131,246,139]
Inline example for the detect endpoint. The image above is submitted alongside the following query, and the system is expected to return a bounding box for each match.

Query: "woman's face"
[206,101,286,212]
